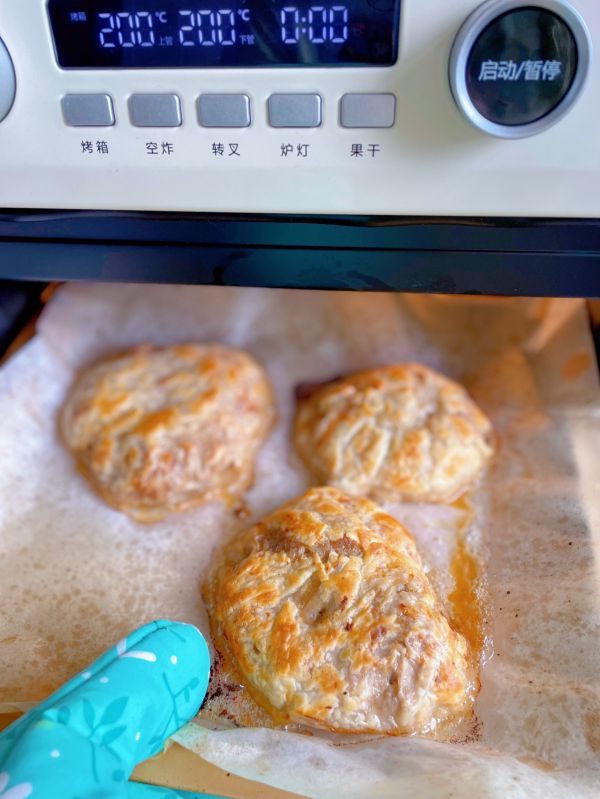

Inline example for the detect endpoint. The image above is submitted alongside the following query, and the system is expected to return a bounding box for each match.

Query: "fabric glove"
[0,620,226,799]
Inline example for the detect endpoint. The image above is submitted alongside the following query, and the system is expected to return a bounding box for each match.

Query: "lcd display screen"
[48,0,401,68]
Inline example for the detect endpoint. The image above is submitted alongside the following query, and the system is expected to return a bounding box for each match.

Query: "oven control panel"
[0,0,596,216]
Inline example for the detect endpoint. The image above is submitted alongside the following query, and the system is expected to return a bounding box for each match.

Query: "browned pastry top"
[61,344,275,522]
[204,486,474,735]
[294,364,493,503]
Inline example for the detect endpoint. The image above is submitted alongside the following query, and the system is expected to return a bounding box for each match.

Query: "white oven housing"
[0,0,597,216]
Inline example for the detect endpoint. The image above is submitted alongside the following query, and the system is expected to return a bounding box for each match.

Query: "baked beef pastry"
[294,364,493,503]
[61,344,275,522]
[204,486,474,734]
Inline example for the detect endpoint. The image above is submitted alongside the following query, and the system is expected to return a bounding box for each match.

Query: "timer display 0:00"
[97,6,349,48]
[281,7,349,44]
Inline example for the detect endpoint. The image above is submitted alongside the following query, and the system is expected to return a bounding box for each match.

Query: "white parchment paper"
[1,286,599,796]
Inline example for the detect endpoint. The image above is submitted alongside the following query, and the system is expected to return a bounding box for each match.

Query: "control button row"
[61,93,396,130]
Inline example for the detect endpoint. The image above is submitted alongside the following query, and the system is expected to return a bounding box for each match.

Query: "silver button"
[197,94,251,128]
[340,94,396,128]
[128,94,182,127]
[62,94,115,127]
[268,94,322,128]
[0,37,16,124]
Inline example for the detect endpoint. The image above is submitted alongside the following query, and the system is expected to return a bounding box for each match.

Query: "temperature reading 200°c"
[98,11,159,47]
[97,8,251,48]
[177,9,247,47]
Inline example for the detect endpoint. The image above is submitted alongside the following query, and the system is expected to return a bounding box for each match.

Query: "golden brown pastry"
[61,344,275,522]
[294,364,493,503]
[204,486,474,735]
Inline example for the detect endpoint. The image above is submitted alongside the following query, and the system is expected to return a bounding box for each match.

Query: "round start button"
[0,37,16,124]
[449,0,591,138]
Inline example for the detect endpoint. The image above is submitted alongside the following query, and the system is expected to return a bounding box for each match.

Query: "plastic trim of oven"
[0,211,599,296]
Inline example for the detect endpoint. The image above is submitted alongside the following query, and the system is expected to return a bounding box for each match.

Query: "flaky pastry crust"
[61,344,275,522]
[204,487,473,734]
[294,364,493,503]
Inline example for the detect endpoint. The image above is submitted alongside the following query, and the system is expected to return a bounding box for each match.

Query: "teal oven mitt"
[0,620,228,799]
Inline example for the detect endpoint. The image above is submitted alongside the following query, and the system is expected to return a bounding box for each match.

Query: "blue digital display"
[48,0,400,68]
